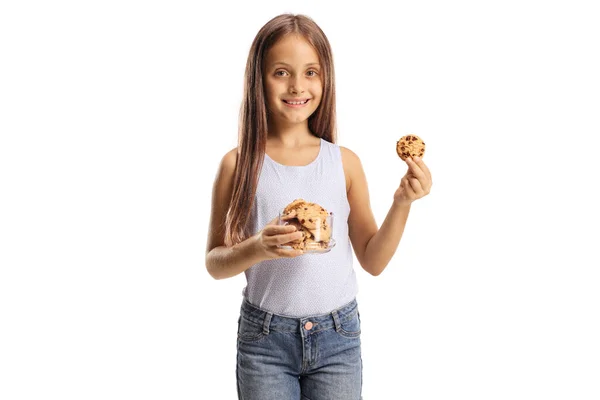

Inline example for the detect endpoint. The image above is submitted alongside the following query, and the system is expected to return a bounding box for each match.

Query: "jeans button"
[304,321,313,330]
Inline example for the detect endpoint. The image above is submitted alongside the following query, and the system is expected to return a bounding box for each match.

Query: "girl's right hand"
[253,217,304,259]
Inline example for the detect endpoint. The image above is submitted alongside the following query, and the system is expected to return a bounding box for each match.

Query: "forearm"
[206,235,266,280]
[363,202,411,276]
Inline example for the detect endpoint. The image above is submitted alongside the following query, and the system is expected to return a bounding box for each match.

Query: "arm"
[206,236,266,280]
[341,147,432,276]
[361,202,412,276]
[205,148,255,279]
[205,149,304,280]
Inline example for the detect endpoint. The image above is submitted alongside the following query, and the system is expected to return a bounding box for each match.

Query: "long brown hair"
[225,13,337,246]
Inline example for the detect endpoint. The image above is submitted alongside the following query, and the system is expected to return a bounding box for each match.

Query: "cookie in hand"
[396,135,425,160]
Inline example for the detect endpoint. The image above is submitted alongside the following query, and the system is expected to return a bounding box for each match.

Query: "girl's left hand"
[393,156,432,207]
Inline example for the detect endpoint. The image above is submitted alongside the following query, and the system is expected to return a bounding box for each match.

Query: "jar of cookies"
[277,199,335,254]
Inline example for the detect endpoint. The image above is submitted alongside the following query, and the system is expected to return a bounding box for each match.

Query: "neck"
[267,120,316,147]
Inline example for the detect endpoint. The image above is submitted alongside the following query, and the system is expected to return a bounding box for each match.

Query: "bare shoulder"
[339,145,377,270]
[220,147,238,174]
[339,146,364,192]
[212,146,238,200]
[339,145,359,160]
[206,147,238,253]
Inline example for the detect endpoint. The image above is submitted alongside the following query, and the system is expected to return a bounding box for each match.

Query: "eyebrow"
[272,62,321,67]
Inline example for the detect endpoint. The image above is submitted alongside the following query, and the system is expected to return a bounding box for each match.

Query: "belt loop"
[263,312,272,335]
[332,310,341,332]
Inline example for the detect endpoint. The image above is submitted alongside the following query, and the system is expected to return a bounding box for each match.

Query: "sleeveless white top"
[242,138,359,317]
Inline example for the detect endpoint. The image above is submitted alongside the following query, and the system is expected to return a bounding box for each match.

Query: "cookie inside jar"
[279,199,333,252]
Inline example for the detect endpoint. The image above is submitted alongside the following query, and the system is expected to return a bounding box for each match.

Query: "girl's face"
[263,35,323,128]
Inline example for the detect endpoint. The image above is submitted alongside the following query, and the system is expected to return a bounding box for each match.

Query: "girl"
[206,13,432,400]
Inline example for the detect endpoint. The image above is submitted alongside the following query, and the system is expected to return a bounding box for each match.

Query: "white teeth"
[285,100,308,105]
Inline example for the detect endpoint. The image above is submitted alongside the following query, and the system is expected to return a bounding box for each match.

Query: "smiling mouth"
[283,99,310,105]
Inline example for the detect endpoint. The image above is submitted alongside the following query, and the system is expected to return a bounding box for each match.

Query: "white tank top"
[242,138,359,317]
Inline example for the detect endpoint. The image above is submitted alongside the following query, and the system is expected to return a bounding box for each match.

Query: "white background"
[1,0,599,399]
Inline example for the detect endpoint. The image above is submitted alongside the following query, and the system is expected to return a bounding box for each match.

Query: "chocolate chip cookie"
[396,134,425,160]
[280,199,332,250]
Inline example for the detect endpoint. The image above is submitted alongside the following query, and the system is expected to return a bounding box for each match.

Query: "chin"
[278,112,314,124]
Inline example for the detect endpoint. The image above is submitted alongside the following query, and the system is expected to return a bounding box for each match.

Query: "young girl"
[206,13,432,400]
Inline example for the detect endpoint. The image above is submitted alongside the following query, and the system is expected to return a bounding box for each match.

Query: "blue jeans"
[236,299,363,400]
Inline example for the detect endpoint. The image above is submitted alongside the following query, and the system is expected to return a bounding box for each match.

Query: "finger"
[409,177,424,196]
[405,157,426,181]
[271,230,304,245]
[409,158,432,191]
[400,169,415,186]
[411,164,431,191]
[401,176,410,188]
[401,176,408,187]
[276,248,304,258]
[263,224,297,236]
[402,177,414,197]
[413,157,432,182]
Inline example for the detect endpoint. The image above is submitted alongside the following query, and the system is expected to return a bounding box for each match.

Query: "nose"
[289,76,305,94]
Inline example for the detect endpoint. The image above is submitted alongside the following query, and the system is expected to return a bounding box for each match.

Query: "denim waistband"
[240,298,359,335]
